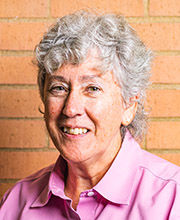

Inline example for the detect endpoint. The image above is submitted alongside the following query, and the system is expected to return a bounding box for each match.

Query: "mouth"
[60,127,89,135]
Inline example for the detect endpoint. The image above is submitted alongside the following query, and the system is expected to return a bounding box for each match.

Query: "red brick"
[51,0,144,17]
[0,151,59,179]
[154,153,180,167]
[0,56,37,84]
[0,88,43,117]
[0,182,16,199]
[49,136,56,148]
[147,89,180,117]
[0,0,49,18]
[149,0,180,16]
[147,121,180,149]
[151,56,180,84]
[0,22,51,50]
[0,119,47,148]
[2,22,179,52]
[132,23,180,51]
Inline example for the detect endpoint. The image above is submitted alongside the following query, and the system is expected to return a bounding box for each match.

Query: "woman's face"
[44,55,133,164]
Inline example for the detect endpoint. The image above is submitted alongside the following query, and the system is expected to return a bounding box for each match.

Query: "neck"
[64,133,122,210]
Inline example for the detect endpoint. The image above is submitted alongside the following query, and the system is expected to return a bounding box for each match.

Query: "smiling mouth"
[61,127,89,135]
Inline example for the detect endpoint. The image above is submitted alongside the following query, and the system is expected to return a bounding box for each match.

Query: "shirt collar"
[31,131,141,207]
[31,156,68,208]
[94,131,141,205]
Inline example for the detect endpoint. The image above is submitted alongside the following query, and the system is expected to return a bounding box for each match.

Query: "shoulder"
[132,150,180,217]
[0,164,54,216]
[139,149,180,185]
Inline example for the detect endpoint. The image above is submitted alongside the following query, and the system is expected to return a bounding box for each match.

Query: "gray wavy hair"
[35,10,152,140]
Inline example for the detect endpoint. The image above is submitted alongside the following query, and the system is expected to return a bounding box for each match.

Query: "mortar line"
[148,117,180,121]
[0,179,19,183]
[0,117,43,120]
[149,84,180,89]
[48,0,52,18]
[0,84,38,89]
[143,0,149,17]
[0,148,57,152]
[0,18,56,22]
[0,51,34,56]
[148,149,180,154]
[1,50,180,57]
[45,130,51,148]
[154,51,180,55]
[144,134,148,150]
[127,17,180,23]
[0,17,180,23]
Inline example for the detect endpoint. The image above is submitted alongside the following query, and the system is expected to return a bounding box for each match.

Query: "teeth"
[82,128,87,134]
[63,127,88,135]
[64,127,67,133]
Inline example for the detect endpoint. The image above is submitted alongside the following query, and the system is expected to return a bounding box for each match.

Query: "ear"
[122,98,138,126]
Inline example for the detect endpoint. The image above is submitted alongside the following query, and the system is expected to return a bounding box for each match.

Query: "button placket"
[87,191,95,197]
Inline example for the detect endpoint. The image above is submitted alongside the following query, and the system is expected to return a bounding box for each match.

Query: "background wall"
[0,0,180,198]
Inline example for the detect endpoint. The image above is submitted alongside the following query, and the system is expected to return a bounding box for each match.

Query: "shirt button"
[87,191,94,197]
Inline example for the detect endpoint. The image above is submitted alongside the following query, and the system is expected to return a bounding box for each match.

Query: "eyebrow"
[47,72,103,83]
[47,75,67,83]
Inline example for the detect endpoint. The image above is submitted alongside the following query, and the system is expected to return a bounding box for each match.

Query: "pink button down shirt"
[1,132,180,219]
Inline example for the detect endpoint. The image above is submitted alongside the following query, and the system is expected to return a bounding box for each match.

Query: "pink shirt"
[1,132,180,219]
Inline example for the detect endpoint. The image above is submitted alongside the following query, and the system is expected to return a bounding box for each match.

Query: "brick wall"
[0,0,180,198]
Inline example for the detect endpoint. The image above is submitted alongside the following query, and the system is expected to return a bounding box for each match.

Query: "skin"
[43,54,137,209]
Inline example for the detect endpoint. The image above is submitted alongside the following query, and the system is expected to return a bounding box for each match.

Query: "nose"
[62,90,84,118]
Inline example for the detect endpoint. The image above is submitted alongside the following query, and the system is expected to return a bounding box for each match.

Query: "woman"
[1,11,180,219]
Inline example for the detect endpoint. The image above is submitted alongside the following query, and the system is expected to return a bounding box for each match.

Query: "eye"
[52,86,66,91]
[49,85,68,95]
[87,86,100,92]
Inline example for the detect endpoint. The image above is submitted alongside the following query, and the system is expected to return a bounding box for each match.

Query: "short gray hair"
[35,10,152,140]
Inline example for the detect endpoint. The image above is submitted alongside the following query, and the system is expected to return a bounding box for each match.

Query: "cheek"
[87,96,123,129]
[86,99,106,124]
[101,97,124,129]
[45,99,63,119]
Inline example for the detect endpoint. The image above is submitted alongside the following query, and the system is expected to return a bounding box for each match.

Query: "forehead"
[47,55,118,85]
[47,64,118,89]
[53,62,102,79]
